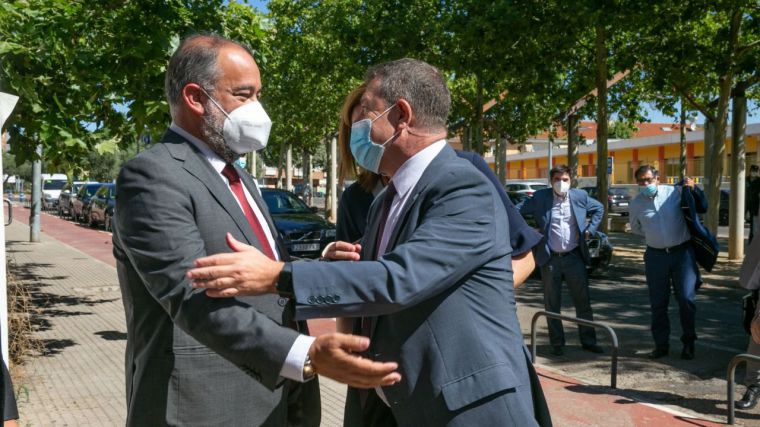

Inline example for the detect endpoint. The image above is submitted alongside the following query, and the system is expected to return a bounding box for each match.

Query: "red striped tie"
[221,164,276,260]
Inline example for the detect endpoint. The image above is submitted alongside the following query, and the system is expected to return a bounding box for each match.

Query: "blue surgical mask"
[640,183,657,197]
[349,104,397,173]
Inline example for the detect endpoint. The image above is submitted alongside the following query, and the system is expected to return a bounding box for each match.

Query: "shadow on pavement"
[95,330,127,341]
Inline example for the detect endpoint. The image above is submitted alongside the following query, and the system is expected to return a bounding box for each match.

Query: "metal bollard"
[530,310,620,389]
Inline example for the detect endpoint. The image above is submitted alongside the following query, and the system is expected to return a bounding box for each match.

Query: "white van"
[41,173,68,210]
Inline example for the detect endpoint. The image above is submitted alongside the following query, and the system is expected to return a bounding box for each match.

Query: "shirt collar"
[389,140,447,199]
[170,122,227,175]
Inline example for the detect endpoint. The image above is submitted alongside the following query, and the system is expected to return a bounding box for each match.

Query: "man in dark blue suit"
[518,165,605,356]
[189,58,549,426]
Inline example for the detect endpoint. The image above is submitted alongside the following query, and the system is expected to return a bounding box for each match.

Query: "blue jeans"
[644,245,699,349]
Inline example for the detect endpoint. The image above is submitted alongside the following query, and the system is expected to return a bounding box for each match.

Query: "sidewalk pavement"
[6,206,735,426]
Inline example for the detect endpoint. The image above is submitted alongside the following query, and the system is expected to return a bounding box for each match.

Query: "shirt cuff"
[279,334,316,382]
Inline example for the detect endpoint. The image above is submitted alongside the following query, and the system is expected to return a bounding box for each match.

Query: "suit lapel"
[163,131,258,245]
[383,147,453,253]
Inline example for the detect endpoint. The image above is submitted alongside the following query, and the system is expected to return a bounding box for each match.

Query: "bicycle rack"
[530,310,620,389]
[726,353,760,424]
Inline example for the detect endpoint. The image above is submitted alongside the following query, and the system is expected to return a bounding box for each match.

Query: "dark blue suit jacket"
[518,187,604,267]
[291,146,542,425]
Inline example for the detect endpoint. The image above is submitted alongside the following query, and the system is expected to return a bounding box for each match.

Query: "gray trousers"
[539,249,597,347]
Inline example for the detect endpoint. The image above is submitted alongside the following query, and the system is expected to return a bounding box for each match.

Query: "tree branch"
[735,39,760,57]
[673,83,716,122]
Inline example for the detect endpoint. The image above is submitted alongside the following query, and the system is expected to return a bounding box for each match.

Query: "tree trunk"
[728,91,746,259]
[567,114,579,187]
[285,144,292,192]
[679,99,687,180]
[704,7,741,235]
[30,144,42,242]
[475,74,484,155]
[498,134,507,185]
[276,141,287,189]
[462,126,472,152]
[594,24,610,233]
[327,136,338,222]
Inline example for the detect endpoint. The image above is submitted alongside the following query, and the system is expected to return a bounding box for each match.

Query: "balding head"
[164,34,255,115]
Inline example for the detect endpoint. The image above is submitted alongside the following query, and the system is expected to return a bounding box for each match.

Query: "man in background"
[518,164,605,356]
[629,165,700,360]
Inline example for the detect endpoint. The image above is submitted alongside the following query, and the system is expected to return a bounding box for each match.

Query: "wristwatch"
[303,354,316,382]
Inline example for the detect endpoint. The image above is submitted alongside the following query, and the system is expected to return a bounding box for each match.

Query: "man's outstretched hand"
[310,333,401,389]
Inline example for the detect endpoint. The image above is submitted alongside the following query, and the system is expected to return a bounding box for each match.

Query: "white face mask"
[201,88,272,154]
[553,180,570,196]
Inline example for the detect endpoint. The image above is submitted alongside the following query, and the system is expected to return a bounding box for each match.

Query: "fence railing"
[727,353,760,424]
[530,310,620,389]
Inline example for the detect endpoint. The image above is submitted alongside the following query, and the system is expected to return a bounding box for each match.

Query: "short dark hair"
[164,33,254,111]
[364,58,450,132]
[550,164,572,181]
[634,164,659,180]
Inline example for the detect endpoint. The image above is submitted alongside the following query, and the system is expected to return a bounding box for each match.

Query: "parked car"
[57,181,92,218]
[88,183,116,230]
[505,181,549,197]
[581,184,636,215]
[71,182,103,223]
[41,176,68,211]
[260,188,336,259]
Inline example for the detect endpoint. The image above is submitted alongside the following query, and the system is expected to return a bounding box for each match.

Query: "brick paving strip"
[5,206,735,426]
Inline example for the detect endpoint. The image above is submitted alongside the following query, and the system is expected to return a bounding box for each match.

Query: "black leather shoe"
[648,347,669,359]
[736,386,760,410]
[551,345,564,356]
[582,344,604,354]
[681,342,695,360]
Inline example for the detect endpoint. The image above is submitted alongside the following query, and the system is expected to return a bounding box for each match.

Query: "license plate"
[292,243,320,252]
[618,202,628,207]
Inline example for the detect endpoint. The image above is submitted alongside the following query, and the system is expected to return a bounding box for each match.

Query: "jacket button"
[325,295,334,304]
[307,296,316,304]
[278,297,289,307]
[333,295,340,302]
[316,296,325,304]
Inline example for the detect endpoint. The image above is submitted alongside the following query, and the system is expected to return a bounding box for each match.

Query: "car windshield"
[530,184,549,190]
[82,184,101,197]
[262,191,312,214]
[43,180,66,190]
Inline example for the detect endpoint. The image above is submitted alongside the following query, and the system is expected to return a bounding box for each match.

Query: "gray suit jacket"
[518,187,604,267]
[290,146,537,426]
[113,129,319,426]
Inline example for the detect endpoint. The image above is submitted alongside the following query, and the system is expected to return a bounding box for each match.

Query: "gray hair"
[364,58,450,131]
[164,33,254,111]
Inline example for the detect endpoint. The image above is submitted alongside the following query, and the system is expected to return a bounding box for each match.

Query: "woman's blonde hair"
[338,83,380,193]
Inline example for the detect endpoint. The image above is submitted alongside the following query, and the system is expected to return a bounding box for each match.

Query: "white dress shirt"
[171,123,315,382]
[547,192,580,253]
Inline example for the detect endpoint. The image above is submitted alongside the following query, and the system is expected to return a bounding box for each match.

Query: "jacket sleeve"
[692,185,708,214]
[584,193,605,234]
[290,167,506,319]
[114,153,298,389]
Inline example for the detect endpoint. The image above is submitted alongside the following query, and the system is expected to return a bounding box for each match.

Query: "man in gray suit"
[189,58,549,426]
[113,34,399,426]
[518,165,604,356]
